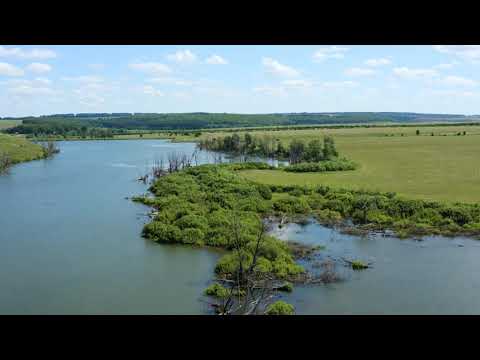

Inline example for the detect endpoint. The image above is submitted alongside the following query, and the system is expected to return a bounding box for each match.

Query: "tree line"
[198,132,340,164]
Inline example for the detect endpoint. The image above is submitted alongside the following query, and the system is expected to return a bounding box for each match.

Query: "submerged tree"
[41,141,60,158]
[209,212,295,315]
[288,139,305,164]
[0,152,12,174]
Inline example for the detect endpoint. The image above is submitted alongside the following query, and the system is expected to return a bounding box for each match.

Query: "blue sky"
[1,45,480,117]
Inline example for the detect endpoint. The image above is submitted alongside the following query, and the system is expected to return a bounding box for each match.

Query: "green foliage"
[350,260,369,270]
[322,135,338,160]
[199,132,345,167]
[285,159,358,173]
[0,134,44,168]
[273,196,311,214]
[256,184,273,200]
[204,283,229,298]
[265,301,295,315]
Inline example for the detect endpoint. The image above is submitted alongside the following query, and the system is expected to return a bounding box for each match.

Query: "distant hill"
[2,112,480,135]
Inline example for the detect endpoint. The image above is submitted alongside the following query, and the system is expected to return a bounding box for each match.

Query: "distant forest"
[2,112,480,136]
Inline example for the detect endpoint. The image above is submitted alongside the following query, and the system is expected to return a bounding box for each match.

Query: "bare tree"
[0,152,12,175]
[211,215,280,315]
[41,141,60,158]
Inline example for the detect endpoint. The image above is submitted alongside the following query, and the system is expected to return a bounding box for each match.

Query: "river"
[1,139,479,314]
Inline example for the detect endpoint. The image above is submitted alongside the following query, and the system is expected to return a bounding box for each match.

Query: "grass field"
[0,120,22,130]
[223,126,480,204]
[0,134,44,164]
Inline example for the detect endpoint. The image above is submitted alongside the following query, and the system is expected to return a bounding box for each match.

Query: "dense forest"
[3,112,480,136]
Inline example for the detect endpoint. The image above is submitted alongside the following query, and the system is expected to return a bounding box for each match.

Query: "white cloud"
[147,77,193,86]
[365,58,391,67]
[0,46,57,60]
[62,75,104,83]
[9,85,54,96]
[129,62,172,76]
[78,94,105,107]
[6,79,56,96]
[167,50,197,64]
[322,81,359,88]
[431,89,478,98]
[35,77,51,85]
[262,57,299,77]
[344,67,375,76]
[440,75,477,87]
[282,79,313,88]
[312,46,349,62]
[433,45,480,62]
[0,62,24,76]
[205,55,228,65]
[433,63,455,70]
[142,85,165,96]
[253,85,287,97]
[393,67,438,78]
[26,62,52,74]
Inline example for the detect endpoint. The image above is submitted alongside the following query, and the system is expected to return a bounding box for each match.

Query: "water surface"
[1,140,479,314]
[271,220,480,314]
[0,140,220,314]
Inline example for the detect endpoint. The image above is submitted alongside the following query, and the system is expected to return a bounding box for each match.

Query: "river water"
[1,139,479,314]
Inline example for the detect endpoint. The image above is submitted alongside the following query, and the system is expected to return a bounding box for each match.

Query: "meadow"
[0,134,44,164]
[0,120,22,130]
[187,125,480,204]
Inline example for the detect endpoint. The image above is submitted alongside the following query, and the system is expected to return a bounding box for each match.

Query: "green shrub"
[265,301,295,315]
[181,228,205,245]
[257,184,273,200]
[351,260,369,270]
[142,222,182,243]
[273,196,311,214]
[204,283,229,298]
[285,158,357,173]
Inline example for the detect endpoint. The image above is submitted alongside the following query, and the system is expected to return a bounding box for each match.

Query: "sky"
[1,45,480,117]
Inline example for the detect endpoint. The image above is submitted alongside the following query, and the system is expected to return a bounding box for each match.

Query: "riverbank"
[0,134,46,173]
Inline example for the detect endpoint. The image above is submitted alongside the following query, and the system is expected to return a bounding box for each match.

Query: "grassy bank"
[240,134,480,204]
[0,134,44,165]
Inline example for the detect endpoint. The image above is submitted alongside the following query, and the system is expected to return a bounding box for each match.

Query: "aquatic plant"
[265,301,295,315]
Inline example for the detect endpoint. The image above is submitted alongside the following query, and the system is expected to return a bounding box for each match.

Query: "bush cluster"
[284,158,358,173]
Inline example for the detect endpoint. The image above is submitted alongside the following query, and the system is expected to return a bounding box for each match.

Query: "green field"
[0,134,44,164]
[225,126,480,204]
[0,120,22,130]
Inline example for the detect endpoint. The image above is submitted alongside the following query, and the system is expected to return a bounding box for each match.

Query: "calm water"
[272,220,480,314]
[0,140,222,314]
[1,140,479,314]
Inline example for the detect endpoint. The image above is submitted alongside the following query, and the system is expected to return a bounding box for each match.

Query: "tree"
[210,212,293,315]
[305,139,324,162]
[231,133,241,153]
[322,135,338,160]
[416,129,420,135]
[289,139,305,164]
[244,133,253,151]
